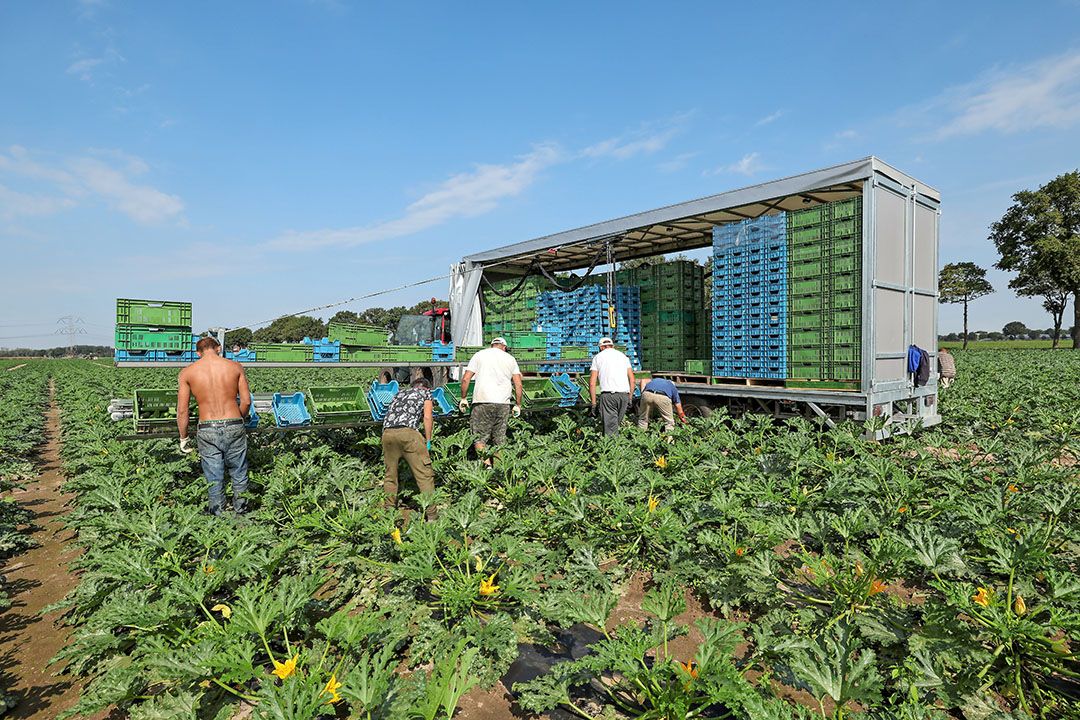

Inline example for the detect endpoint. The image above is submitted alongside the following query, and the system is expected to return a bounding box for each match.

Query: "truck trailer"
[450,157,941,438]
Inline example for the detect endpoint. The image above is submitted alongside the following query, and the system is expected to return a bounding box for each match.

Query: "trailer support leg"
[806,401,837,429]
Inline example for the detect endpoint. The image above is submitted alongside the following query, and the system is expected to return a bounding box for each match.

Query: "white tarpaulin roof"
[463,156,939,275]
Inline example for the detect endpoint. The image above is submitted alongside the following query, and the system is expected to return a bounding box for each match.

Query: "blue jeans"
[196,422,248,514]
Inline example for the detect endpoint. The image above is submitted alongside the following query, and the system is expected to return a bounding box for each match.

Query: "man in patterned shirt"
[381,376,436,520]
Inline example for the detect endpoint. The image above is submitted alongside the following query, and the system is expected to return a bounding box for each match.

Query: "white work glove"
[458,399,469,413]
[179,437,194,455]
[511,404,521,418]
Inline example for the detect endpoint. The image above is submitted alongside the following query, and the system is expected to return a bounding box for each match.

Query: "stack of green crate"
[786,197,862,387]
[115,299,193,354]
[626,261,706,371]
[482,276,551,336]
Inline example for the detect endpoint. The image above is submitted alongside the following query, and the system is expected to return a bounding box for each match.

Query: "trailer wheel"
[683,402,713,419]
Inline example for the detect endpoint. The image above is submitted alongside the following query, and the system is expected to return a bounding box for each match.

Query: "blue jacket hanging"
[907,345,922,374]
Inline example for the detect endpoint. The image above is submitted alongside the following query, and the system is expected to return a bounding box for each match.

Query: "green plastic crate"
[831,275,861,293]
[790,328,825,345]
[830,362,860,381]
[831,217,861,237]
[790,241,825,263]
[134,388,197,430]
[789,205,828,228]
[829,309,860,327]
[830,234,861,256]
[830,252,860,274]
[830,327,860,345]
[830,290,860,310]
[790,311,825,329]
[251,343,314,363]
[378,346,431,363]
[785,379,859,390]
[791,259,826,278]
[504,332,547,348]
[116,299,192,328]
[790,346,825,364]
[521,378,563,408]
[791,277,824,296]
[792,294,825,312]
[116,326,193,351]
[684,359,707,374]
[559,346,590,360]
[789,225,827,244]
[328,322,390,346]
[306,386,371,424]
[789,362,826,379]
[340,347,382,363]
[455,346,484,363]
[830,197,862,220]
[829,345,861,364]
[511,347,547,361]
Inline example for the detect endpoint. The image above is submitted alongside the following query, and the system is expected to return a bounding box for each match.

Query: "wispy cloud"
[823,128,859,151]
[755,110,784,126]
[0,186,77,221]
[920,49,1080,138]
[66,45,124,84]
[0,145,183,224]
[582,114,690,160]
[704,152,764,177]
[270,144,564,250]
[658,152,698,173]
[269,114,695,251]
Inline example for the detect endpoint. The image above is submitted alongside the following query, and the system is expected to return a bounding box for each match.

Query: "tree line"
[222,299,447,346]
[939,170,1079,350]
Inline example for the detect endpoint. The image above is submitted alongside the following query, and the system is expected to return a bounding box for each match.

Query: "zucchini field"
[2,352,1078,719]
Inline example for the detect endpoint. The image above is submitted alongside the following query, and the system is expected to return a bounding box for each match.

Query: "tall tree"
[252,315,327,343]
[1002,321,1028,337]
[939,262,994,349]
[224,327,253,347]
[990,171,1080,350]
[328,310,360,325]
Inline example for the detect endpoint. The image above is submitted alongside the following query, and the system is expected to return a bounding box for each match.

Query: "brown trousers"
[382,428,435,517]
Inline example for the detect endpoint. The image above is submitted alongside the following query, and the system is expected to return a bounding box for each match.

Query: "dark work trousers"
[599,392,629,436]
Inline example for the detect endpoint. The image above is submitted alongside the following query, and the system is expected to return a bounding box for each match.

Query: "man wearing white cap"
[458,337,523,461]
[589,337,635,436]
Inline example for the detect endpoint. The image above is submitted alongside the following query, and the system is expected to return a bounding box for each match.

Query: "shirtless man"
[178,336,252,516]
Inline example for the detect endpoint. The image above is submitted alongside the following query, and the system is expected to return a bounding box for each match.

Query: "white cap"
[491,337,507,346]
[599,337,614,347]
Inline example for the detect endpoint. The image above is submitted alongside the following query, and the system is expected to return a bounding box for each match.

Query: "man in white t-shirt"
[458,337,524,460]
[589,337,635,436]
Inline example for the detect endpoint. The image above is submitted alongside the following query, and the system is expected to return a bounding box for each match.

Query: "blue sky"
[2,1,1079,348]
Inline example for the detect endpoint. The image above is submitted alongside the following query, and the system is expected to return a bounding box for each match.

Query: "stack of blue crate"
[712,214,788,379]
[225,348,255,362]
[535,285,642,370]
[302,337,341,363]
[429,341,455,362]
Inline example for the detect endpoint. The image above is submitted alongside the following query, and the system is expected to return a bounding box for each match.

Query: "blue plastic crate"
[271,392,311,427]
[367,380,400,421]
[430,387,454,417]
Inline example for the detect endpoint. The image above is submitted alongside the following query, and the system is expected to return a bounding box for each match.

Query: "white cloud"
[66,46,124,84]
[704,152,764,177]
[755,110,784,126]
[924,49,1080,138]
[658,152,698,173]
[270,144,564,250]
[0,145,183,224]
[268,115,694,252]
[582,114,690,160]
[0,186,77,221]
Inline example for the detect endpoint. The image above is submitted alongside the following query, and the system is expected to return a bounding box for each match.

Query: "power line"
[56,316,87,357]
[225,271,452,332]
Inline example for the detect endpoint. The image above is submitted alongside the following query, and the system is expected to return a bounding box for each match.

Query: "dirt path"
[0,382,93,719]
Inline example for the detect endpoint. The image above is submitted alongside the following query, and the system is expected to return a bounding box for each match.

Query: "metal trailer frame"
[454,157,942,438]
